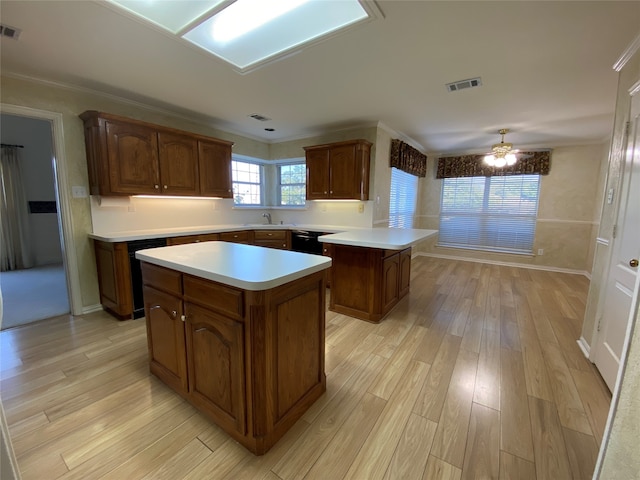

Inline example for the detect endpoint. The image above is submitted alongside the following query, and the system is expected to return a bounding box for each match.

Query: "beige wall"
[414,144,606,273]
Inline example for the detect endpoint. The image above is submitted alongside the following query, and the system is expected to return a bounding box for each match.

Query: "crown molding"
[613,31,640,72]
[376,121,427,153]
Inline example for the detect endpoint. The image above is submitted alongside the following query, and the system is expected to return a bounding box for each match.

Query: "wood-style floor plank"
[0,257,609,480]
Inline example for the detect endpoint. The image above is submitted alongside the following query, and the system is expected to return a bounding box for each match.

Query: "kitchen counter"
[139,241,329,455]
[89,223,354,242]
[319,228,438,250]
[135,241,331,291]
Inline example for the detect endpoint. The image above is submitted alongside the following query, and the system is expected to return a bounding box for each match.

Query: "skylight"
[108,0,378,73]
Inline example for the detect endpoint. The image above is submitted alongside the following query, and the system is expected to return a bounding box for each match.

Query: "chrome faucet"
[262,212,272,225]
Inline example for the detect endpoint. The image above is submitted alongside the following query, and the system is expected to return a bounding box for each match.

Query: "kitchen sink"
[244,223,296,229]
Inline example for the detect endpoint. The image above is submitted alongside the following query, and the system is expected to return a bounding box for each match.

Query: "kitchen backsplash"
[90,196,374,233]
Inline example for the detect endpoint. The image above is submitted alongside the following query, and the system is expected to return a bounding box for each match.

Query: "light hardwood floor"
[0,257,611,479]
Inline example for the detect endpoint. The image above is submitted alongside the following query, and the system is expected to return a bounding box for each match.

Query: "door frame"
[592,79,640,477]
[0,103,82,315]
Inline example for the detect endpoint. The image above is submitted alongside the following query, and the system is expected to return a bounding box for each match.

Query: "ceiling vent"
[248,113,272,122]
[0,24,21,40]
[446,77,482,92]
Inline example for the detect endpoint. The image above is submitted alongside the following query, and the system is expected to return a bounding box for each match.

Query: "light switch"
[71,186,87,198]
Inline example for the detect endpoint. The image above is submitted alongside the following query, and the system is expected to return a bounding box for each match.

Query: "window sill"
[232,205,308,210]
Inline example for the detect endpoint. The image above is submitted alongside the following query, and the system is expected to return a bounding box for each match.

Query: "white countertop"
[135,241,331,291]
[318,228,438,250]
[89,223,352,242]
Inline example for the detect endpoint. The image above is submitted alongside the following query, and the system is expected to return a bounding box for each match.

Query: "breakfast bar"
[319,228,438,322]
[136,241,331,455]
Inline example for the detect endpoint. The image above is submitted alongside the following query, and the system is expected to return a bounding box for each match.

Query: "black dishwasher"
[128,237,167,318]
[290,230,328,255]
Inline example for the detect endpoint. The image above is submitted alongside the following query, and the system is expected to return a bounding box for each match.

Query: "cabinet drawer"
[254,240,289,250]
[220,231,250,244]
[141,262,182,295]
[167,233,220,245]
[253,230,286,241]
[183,275,244,321]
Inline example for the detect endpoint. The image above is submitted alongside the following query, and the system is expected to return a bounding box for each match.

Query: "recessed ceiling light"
[108,0,381,73]
[264,128,276,132]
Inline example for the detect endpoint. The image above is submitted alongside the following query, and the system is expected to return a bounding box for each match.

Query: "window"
[389,167,418,228]
[439,174,540,254]
[278,163,306,206]
[232,160,263,205]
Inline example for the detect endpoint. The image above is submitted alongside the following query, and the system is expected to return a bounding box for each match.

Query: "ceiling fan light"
[494,157,507,168]
[505,153,517,165]
[484,154,496,166]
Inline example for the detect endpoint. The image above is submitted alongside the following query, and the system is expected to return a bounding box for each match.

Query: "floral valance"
[436,151,551,178]
[390,139,427,177]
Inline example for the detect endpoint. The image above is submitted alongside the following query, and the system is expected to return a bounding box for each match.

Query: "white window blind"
[439,174,540,254]
[389,167,418,228]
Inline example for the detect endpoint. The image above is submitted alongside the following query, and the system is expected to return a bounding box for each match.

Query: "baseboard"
[577,337,592,360]
[82,304,104,315]
[414,252,590,277]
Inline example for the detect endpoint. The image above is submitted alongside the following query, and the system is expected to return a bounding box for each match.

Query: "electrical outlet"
[537,249,544,255]
[358,203,364,213]
[71,186,87,198]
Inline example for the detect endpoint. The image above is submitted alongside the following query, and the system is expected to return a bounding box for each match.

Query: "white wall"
[1,113,63,266]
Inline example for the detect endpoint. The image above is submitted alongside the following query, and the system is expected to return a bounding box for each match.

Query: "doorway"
[0,113,70,329]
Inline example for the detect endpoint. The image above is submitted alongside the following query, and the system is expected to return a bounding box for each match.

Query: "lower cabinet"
[253,229,290,250]
[94,240,132,319]
[329,245,412,322]
[141,260,326,455]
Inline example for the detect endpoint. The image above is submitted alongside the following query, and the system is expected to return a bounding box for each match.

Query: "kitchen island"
[136,241,331,455]
[319,228,437,322]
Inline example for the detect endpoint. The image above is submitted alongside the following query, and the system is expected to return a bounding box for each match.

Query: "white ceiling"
[1,1,639,154]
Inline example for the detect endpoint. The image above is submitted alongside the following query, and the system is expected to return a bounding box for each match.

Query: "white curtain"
[0,146,32,271]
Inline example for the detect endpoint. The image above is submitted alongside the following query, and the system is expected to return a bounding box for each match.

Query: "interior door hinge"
[597,317,602,332]
[625,121,631,140]
[613,224,617,239]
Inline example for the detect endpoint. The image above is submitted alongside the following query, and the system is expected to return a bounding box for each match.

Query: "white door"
[594,92,640,391]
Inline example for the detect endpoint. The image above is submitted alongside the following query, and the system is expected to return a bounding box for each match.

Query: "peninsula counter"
[136,242,331,455]
[319,228,437,322]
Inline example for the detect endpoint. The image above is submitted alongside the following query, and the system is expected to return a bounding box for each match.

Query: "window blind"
[389,167,418,228]
[438,174,540,254]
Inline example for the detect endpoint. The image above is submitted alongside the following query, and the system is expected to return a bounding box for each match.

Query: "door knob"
[630,259,639,268]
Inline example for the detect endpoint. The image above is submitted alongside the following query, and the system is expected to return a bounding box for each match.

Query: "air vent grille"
[446,77,482,92]
[248,113,272,122]
[0,24,21,40]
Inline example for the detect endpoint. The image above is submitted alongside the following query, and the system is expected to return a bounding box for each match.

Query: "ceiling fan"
[483,128,518,167]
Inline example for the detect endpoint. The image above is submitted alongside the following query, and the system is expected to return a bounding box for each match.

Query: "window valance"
[390,139,427,177]
[436,151,551,179]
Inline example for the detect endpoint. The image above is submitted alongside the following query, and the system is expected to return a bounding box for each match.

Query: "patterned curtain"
[436,151,551,178]
[390,139,427,177]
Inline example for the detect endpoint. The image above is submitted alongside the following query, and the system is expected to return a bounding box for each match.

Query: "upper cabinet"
[304,139,372,200]
[80,111,233,198]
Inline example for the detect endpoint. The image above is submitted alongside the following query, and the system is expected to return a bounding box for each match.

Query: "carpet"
[0,264,70,330]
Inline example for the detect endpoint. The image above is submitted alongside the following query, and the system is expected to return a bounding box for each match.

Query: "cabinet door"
[158,132,199,196]
[381,252,400,312]
[398,247,412,298]
[106,120,160,195]
[305,148,330,199]
[198,140,233,198]
[94,240,132,319]
[219,230,251,244]
[143,285,188,393]
[185,302,246,435]
[329,143,363,199]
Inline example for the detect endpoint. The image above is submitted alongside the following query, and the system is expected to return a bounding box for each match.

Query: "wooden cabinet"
[253,230,290,250]
[199,140,233,198]
[140,261,327,455]
[93,240,132,319]
[304,139,371,200]
[220,230,252,244]
[322,242,333,287]
[329,245,412,322]
[167,233,220,246]
[80,111,233,197]
[158,132,199,196]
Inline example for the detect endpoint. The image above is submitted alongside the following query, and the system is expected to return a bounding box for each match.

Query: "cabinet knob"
[154,184,159,189]
[324,191,328,194]
[171,310,177,318]
[181,315,186,322]
[163,185,168,189]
